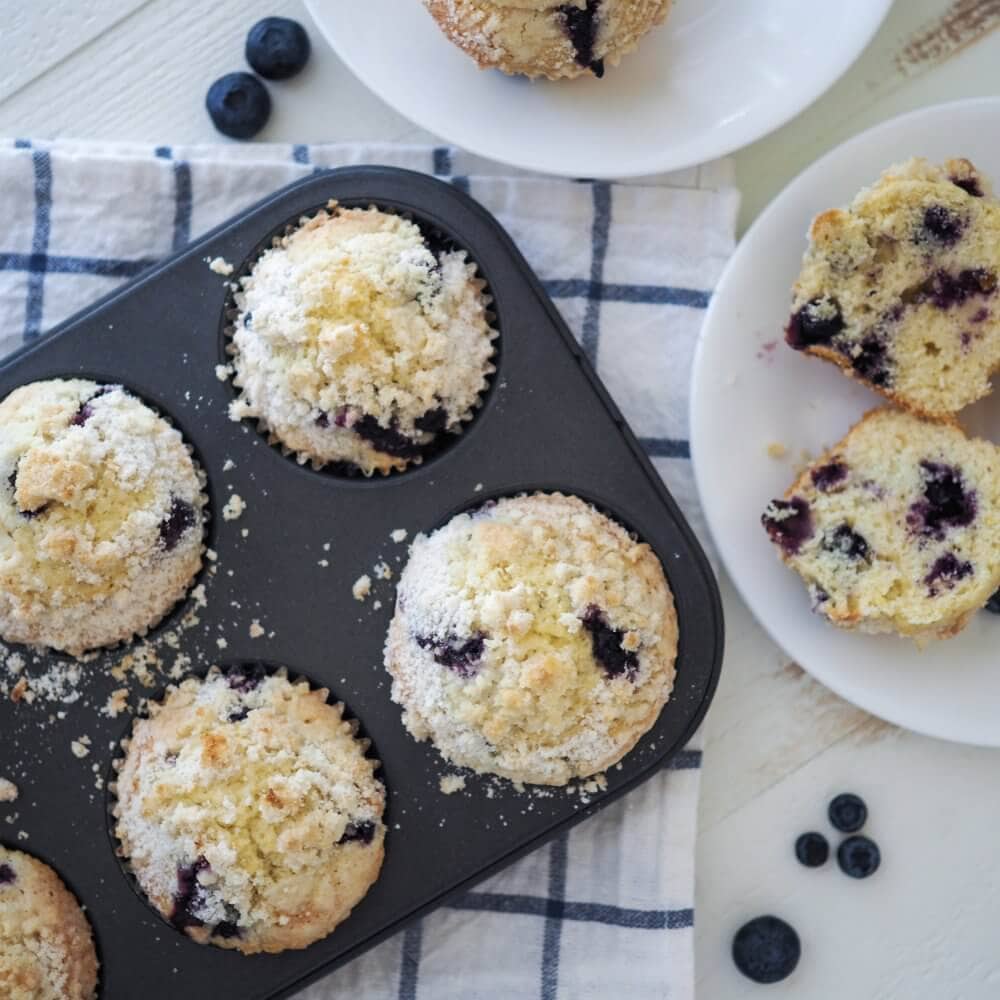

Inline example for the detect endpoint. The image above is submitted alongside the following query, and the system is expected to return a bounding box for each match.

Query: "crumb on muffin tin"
[227,201,497,476]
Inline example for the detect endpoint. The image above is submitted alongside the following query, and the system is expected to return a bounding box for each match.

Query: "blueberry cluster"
[732,793,881,985]
[206,18,311,140]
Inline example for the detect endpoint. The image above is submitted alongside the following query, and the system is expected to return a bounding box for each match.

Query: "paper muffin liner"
[106,662,384,951]
[0,378,211,660]
[222,200,499,478]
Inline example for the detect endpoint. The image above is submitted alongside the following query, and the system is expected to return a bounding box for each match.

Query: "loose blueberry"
[828,792,867,833]
[837,835,881,879]
[158,496,197,552]
[732,915,801,984]
[907,462,976,540]
[924,552,973,595]
[786,298,844,349]
[354,414,423,459]
[985,589,1000,614]
[339,820,377,845]
[560,0,604,77]
[823,524,870,563]
[226,663,267,693]
[246,17,311,80]
[0,863,15,885]
[761,497,814,556]
[811,461,847,492]
[415,633,486,677]
[919,205,965,245]
[794,832,829,868]
[206,72,271,141]
[580,604,639,680]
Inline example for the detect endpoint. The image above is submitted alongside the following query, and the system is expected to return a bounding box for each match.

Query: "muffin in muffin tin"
[112,665,385,954]
[0,379,206,656]
[424,0,672,79]
[385,492,678,785]
[0,846,99,1000]
[228,202,496,476]
[786,157,1000,420]
[762,408,1000,642]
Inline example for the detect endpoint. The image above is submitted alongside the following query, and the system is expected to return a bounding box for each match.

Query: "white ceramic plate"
[305,0,892,178]
[691,98,1000,746]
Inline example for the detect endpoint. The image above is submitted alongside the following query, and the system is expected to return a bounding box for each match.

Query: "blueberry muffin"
[0,379,205,656]
[386,493,677,785]
[113,666,385,954]
[0,846,99,1000]
[786,158,1000,419]
[762,408,1000,642]
[229,203,496,476]
[424,0,671,79]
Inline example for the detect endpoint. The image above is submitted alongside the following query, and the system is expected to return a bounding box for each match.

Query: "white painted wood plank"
[0,0,434,145]
[0,0,153,103]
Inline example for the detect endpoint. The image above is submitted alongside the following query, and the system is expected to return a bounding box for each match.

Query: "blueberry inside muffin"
[229,202,496,476]
[0,846,99,1000]
[113,666,385,954]
[0,379,205,656]
[385,493,678,784]
[786,158,1000,419]
[762,408,1000,642]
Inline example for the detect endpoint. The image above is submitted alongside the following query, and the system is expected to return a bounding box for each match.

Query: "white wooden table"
[4,2,1000,996]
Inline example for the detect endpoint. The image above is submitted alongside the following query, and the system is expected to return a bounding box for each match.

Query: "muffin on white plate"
[786,157,1000,420]
[762,408,1000,643]
[423,0,672,79]
[113,665,385,954]
[386,493,678,785]
[0,379,206,656]
[229,202,496,476]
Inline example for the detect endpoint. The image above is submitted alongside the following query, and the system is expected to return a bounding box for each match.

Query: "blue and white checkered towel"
[0,139,738,1000]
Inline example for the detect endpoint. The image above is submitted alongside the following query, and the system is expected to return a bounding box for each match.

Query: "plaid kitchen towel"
[0,139,739,1000]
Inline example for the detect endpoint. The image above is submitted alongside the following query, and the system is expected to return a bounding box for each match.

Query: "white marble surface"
[4,1,1000,996]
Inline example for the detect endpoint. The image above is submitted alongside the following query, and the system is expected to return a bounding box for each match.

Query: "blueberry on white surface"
[246,17,311,80]
[837,835,881,879]
[206,72,271,140]
[828,792,867,833]
[794,831,830,868]
[732,915,801,984]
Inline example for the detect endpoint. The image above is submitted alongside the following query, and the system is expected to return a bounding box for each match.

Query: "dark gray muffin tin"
[0,167,724,999]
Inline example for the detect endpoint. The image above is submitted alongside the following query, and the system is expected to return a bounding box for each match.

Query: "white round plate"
[304,0,891,178]
[691,98,1000,747]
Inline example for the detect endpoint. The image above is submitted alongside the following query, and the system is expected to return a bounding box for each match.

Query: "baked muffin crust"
[386,493,677,784]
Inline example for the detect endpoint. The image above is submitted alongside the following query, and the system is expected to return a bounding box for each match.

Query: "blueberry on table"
[732,915,801,984]
[828,792,867,833]
[837,835,881,879]
[794,832,829,868]
[246,17,311,80]
[206,72,271,140]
